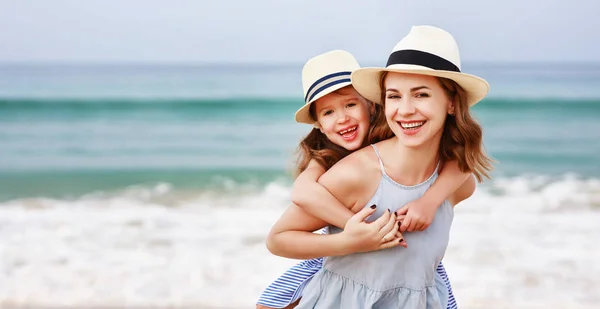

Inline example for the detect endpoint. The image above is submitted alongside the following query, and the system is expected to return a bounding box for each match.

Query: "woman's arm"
[266,204,347,259]
[266,204,401,259]
[291,159,355,229]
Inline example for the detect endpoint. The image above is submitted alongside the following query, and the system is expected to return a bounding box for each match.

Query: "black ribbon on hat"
[386,50,460,72]
[304,71,351,103]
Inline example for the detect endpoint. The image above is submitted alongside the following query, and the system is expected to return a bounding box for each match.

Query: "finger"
[378,212,397,241]
[395,214,406,222]
[405,219,418,232]
[349,204,378,224]
[395,206,408,216]
[407,222,419,232]
[414,222,427,231]
[381,232,407,249]
[374,208,392,230]
[399,238,408,248]
[406,218,419,232]
[381,216,400,243]
[395,225,405,238]
[395,222,403,238]
[379,237,403,250]
[400,216,412,233]
[394,231,408,248]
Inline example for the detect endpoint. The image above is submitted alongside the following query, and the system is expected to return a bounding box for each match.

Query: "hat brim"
[351,65,489,107]
[294,80,353,124]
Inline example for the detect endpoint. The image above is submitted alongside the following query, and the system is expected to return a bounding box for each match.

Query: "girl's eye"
[323,110,333,116]
[346,102,357,108]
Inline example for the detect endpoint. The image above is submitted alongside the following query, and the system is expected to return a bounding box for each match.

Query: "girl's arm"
[291,159,356,229]
[449,174,476,206]
[420,160,474,207]
[397,160,474,232]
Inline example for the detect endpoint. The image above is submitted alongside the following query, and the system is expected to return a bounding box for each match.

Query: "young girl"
[257,49,472,309]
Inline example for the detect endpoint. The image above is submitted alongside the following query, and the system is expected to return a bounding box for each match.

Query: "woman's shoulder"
[329,143,382,174]
[318,144,386,206]
[348,140,393,163]
[305,158,326,172]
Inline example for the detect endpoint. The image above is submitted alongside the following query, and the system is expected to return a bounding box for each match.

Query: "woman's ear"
[448,100,456,116]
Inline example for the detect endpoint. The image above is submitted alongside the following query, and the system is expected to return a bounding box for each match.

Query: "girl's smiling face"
[313,86,373,151]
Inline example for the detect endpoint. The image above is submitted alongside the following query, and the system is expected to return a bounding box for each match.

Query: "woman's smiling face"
[383,72,454,149]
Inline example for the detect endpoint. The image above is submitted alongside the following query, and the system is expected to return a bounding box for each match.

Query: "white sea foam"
[1,175,599,308]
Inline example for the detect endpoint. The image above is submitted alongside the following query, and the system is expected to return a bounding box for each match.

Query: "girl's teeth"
[339,127,357,134]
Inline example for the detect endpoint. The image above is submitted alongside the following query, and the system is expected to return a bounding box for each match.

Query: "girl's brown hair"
[370,72,493,182]
[294,86,392,177]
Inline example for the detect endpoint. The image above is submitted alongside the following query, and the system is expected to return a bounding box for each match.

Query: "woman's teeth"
[400,121,425,130]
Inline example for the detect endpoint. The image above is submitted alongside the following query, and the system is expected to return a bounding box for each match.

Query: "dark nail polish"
[399,238,404,243]
[370,204,376,209]
[397,222,401,227]
[387,208,391,213]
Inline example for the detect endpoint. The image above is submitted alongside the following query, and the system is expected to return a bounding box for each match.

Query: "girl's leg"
[437,262,457,309]
[256,258,322,309]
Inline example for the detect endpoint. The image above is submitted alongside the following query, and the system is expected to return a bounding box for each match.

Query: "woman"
[267,25,493,308]
[258,47,474,308]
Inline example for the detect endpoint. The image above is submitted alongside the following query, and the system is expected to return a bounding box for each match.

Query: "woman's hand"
[340,206,408,254]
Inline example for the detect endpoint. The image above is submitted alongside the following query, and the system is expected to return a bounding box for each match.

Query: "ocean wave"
[1,174,599,307]
[2,174,598,211]
[1,97,599,112]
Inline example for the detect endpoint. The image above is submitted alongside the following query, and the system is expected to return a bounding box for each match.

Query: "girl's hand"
[396,198,438,232]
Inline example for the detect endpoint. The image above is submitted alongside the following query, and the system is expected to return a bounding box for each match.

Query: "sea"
[1,62,599,308]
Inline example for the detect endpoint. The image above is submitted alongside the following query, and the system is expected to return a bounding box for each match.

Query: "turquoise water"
[1,63,599,201]
[2,63,600,308]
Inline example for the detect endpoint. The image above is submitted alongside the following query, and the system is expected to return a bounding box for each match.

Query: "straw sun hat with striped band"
[294,50,361,124]
[351,25,490,106]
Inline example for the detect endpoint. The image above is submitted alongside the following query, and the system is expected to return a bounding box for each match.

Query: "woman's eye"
[387,94,400,99]
[415,93,430,98]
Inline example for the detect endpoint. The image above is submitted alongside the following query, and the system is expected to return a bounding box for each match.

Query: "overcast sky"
[1,0,599,64]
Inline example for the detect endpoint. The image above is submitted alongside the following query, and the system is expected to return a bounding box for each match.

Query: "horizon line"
[2,60,600,67]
